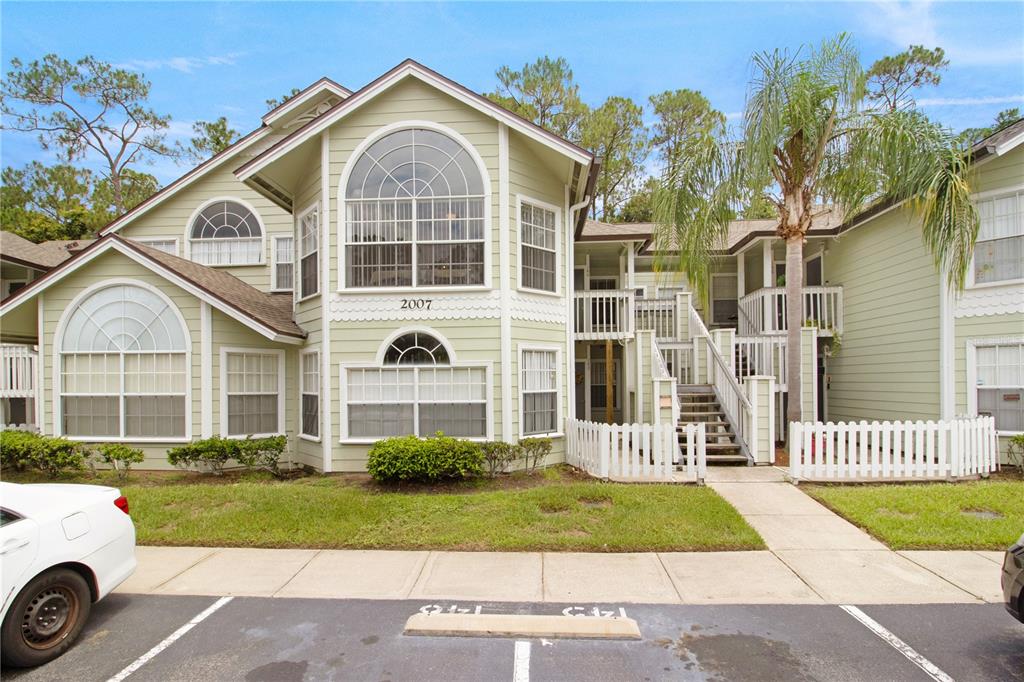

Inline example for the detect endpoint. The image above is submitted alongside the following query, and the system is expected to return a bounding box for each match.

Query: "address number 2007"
[400,298,432,310]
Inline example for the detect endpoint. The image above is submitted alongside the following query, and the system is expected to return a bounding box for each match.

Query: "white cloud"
[117,53,242,74]
[918,94,1024,107]
[860,1,1024,66]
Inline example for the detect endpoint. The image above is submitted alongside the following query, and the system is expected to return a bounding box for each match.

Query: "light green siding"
[824,205,942,422]
[116,163,294,290]
[972,145,1024,194]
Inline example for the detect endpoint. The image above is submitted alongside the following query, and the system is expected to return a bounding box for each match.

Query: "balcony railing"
[738,286,843,337]
[1,344,37,398]
[573,290,635,340]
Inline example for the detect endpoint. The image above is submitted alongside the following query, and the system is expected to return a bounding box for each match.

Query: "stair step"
[705,442,742,451]
[678,411,726,418]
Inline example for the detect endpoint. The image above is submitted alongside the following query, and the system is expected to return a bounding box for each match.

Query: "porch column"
[675,291,692,341]
[744,375,776,464]
[604,339,614,424]
[801,326,818,421]
[762,240,773,332]
[737,252,745,297]
[710,328,735,373]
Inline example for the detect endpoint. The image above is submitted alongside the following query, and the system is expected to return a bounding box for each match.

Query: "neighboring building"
[0,60,1019,470]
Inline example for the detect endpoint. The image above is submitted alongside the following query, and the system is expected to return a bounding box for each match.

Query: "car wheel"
[0,568,92,668]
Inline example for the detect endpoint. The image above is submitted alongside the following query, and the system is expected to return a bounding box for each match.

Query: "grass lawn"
[805,476,1024,550]
[6,467,764,552]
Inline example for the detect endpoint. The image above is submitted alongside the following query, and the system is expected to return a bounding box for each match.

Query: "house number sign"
[400,298,433,310]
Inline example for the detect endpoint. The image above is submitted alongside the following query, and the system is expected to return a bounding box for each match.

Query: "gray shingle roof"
[0,231,70,269]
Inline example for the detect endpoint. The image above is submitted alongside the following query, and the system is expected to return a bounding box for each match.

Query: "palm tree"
[654,34,977,425]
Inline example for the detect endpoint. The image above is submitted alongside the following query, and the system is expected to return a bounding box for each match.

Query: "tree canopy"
[866,45,948,111]
[0,54,176,214]
[959,107,1022,145]
[648,89,725,177]
[580,96,649,218]
[187,116,240,162]
[486,56,589,143]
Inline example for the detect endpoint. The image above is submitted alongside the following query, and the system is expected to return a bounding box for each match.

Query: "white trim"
[516,193,562,297]
[262,78,352,125]
[373,326,458,365]
[295,200,321,301]
[270,235,295,293]
[320,130,333,472]
[336,120,493,293]
[219,346,287,438]
[101,128,272,235]
[237,62,591,181]
[200,302,213,438]
[184,195,267,267]
[35,294,44,431]
[970,181,1024,202]
[0,239,303,344]
[299,346,321,441]
[517,343,564,440]
[993,129,1024,157]
[939,271,955,419]
[564,183,575,428]
[132,237,180,256]
[499,122,513,442]
[52,279,193,442]
[761,240,773,288]
[965,335,1024,433]
[954,280,1024,317]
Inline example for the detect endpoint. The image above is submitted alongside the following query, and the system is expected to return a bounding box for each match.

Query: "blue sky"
[3,1,1022,185]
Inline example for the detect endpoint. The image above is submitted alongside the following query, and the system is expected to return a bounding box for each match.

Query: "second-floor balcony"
[738,286,843,337]
[573,290,682,342]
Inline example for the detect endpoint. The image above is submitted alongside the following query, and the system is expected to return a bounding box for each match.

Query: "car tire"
[0,568,92,668]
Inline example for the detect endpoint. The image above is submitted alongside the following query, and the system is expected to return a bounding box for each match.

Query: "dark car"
[1003,532,1024,623]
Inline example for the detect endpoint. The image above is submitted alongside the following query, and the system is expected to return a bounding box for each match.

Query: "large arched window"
[189,199,264,266]
[60,284,188,439]
[345,330,487,439]
[344,128,486,288]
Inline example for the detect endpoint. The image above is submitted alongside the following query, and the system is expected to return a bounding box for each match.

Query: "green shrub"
[481,440,520,478]
[236,436,288,477]
[0,431,86,478]
[167,437,240,474]
[95,443,145,480]
[367,432,484,483]
[520,437,553,473]
[0,430,40,471]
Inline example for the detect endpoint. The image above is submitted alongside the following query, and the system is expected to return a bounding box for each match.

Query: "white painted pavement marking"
[513,640,531,682]
[107,596,234,682]
[839,605,954,682]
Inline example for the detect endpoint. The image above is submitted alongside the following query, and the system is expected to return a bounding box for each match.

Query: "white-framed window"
[301,350,320,439]
[188,199,264,266]
[221,349,284,437]
[590,358,620,412]
[58,283,189,440]
[519,197,558,293]
[973,190,1023,285]
[133,237,179,256]
[342,331,489,440]
[343,128,486,288]
[272,236,294,292]
[298,204,320,299]
[970,338,1023,433]
[520,347,560,437]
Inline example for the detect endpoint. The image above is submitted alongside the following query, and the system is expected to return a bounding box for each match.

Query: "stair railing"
[651,338,681,425]
[688,305,753,461]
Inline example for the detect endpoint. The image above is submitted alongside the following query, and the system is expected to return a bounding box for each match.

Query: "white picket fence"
[789,416,999,481]
[566,418,707,483]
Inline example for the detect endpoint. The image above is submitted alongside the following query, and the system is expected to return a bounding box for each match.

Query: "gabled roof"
[971,116,1024,160]
[261,77,352,126]
[0,235,305,343]
[236,59,594,181]
[0,231,70,270]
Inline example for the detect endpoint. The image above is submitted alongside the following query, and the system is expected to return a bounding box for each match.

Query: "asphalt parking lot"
[3,595,1022,682]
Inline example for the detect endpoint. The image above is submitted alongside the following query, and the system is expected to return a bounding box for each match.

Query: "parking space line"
[106,596,233,682]
[839,605,954,682]
[513,640,531,682]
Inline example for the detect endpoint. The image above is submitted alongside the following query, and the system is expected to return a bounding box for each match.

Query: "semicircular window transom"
[189,200,263,266]
[383,332,450,365]
[61,285,188,352]
[344,128,486,288]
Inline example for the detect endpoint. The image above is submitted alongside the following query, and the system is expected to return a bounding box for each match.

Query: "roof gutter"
[572,161,600,239]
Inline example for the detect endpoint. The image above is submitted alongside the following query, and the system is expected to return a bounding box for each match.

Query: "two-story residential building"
[0,59,1019,472]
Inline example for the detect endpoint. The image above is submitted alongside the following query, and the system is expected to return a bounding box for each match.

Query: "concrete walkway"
[705,466,1006,604]
[116,468,1006,605]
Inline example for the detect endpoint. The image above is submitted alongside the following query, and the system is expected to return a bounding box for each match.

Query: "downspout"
[567,193,591,424]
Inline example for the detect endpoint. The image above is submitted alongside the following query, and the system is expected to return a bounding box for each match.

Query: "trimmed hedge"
[167,435,288,476]
[367,433,484,483]
[95,443,145,480]
[0,431,87,478]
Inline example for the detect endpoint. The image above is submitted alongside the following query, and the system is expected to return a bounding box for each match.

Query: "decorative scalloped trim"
[510,293,567,324]
[954,284,1024,318]
[329,292,501,322]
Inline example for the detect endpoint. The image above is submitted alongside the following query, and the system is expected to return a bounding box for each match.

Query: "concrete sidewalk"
[705,466,1006,604]
[113,466,1005,606]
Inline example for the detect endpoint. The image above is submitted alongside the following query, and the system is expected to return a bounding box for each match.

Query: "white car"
[0,482,136,667]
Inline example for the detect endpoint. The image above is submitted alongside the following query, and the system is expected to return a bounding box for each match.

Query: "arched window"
[344,128,486,288]
[345,330,487,439]
[189,200,263,266]
[383,332,450,365]
[60,284,188,439]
